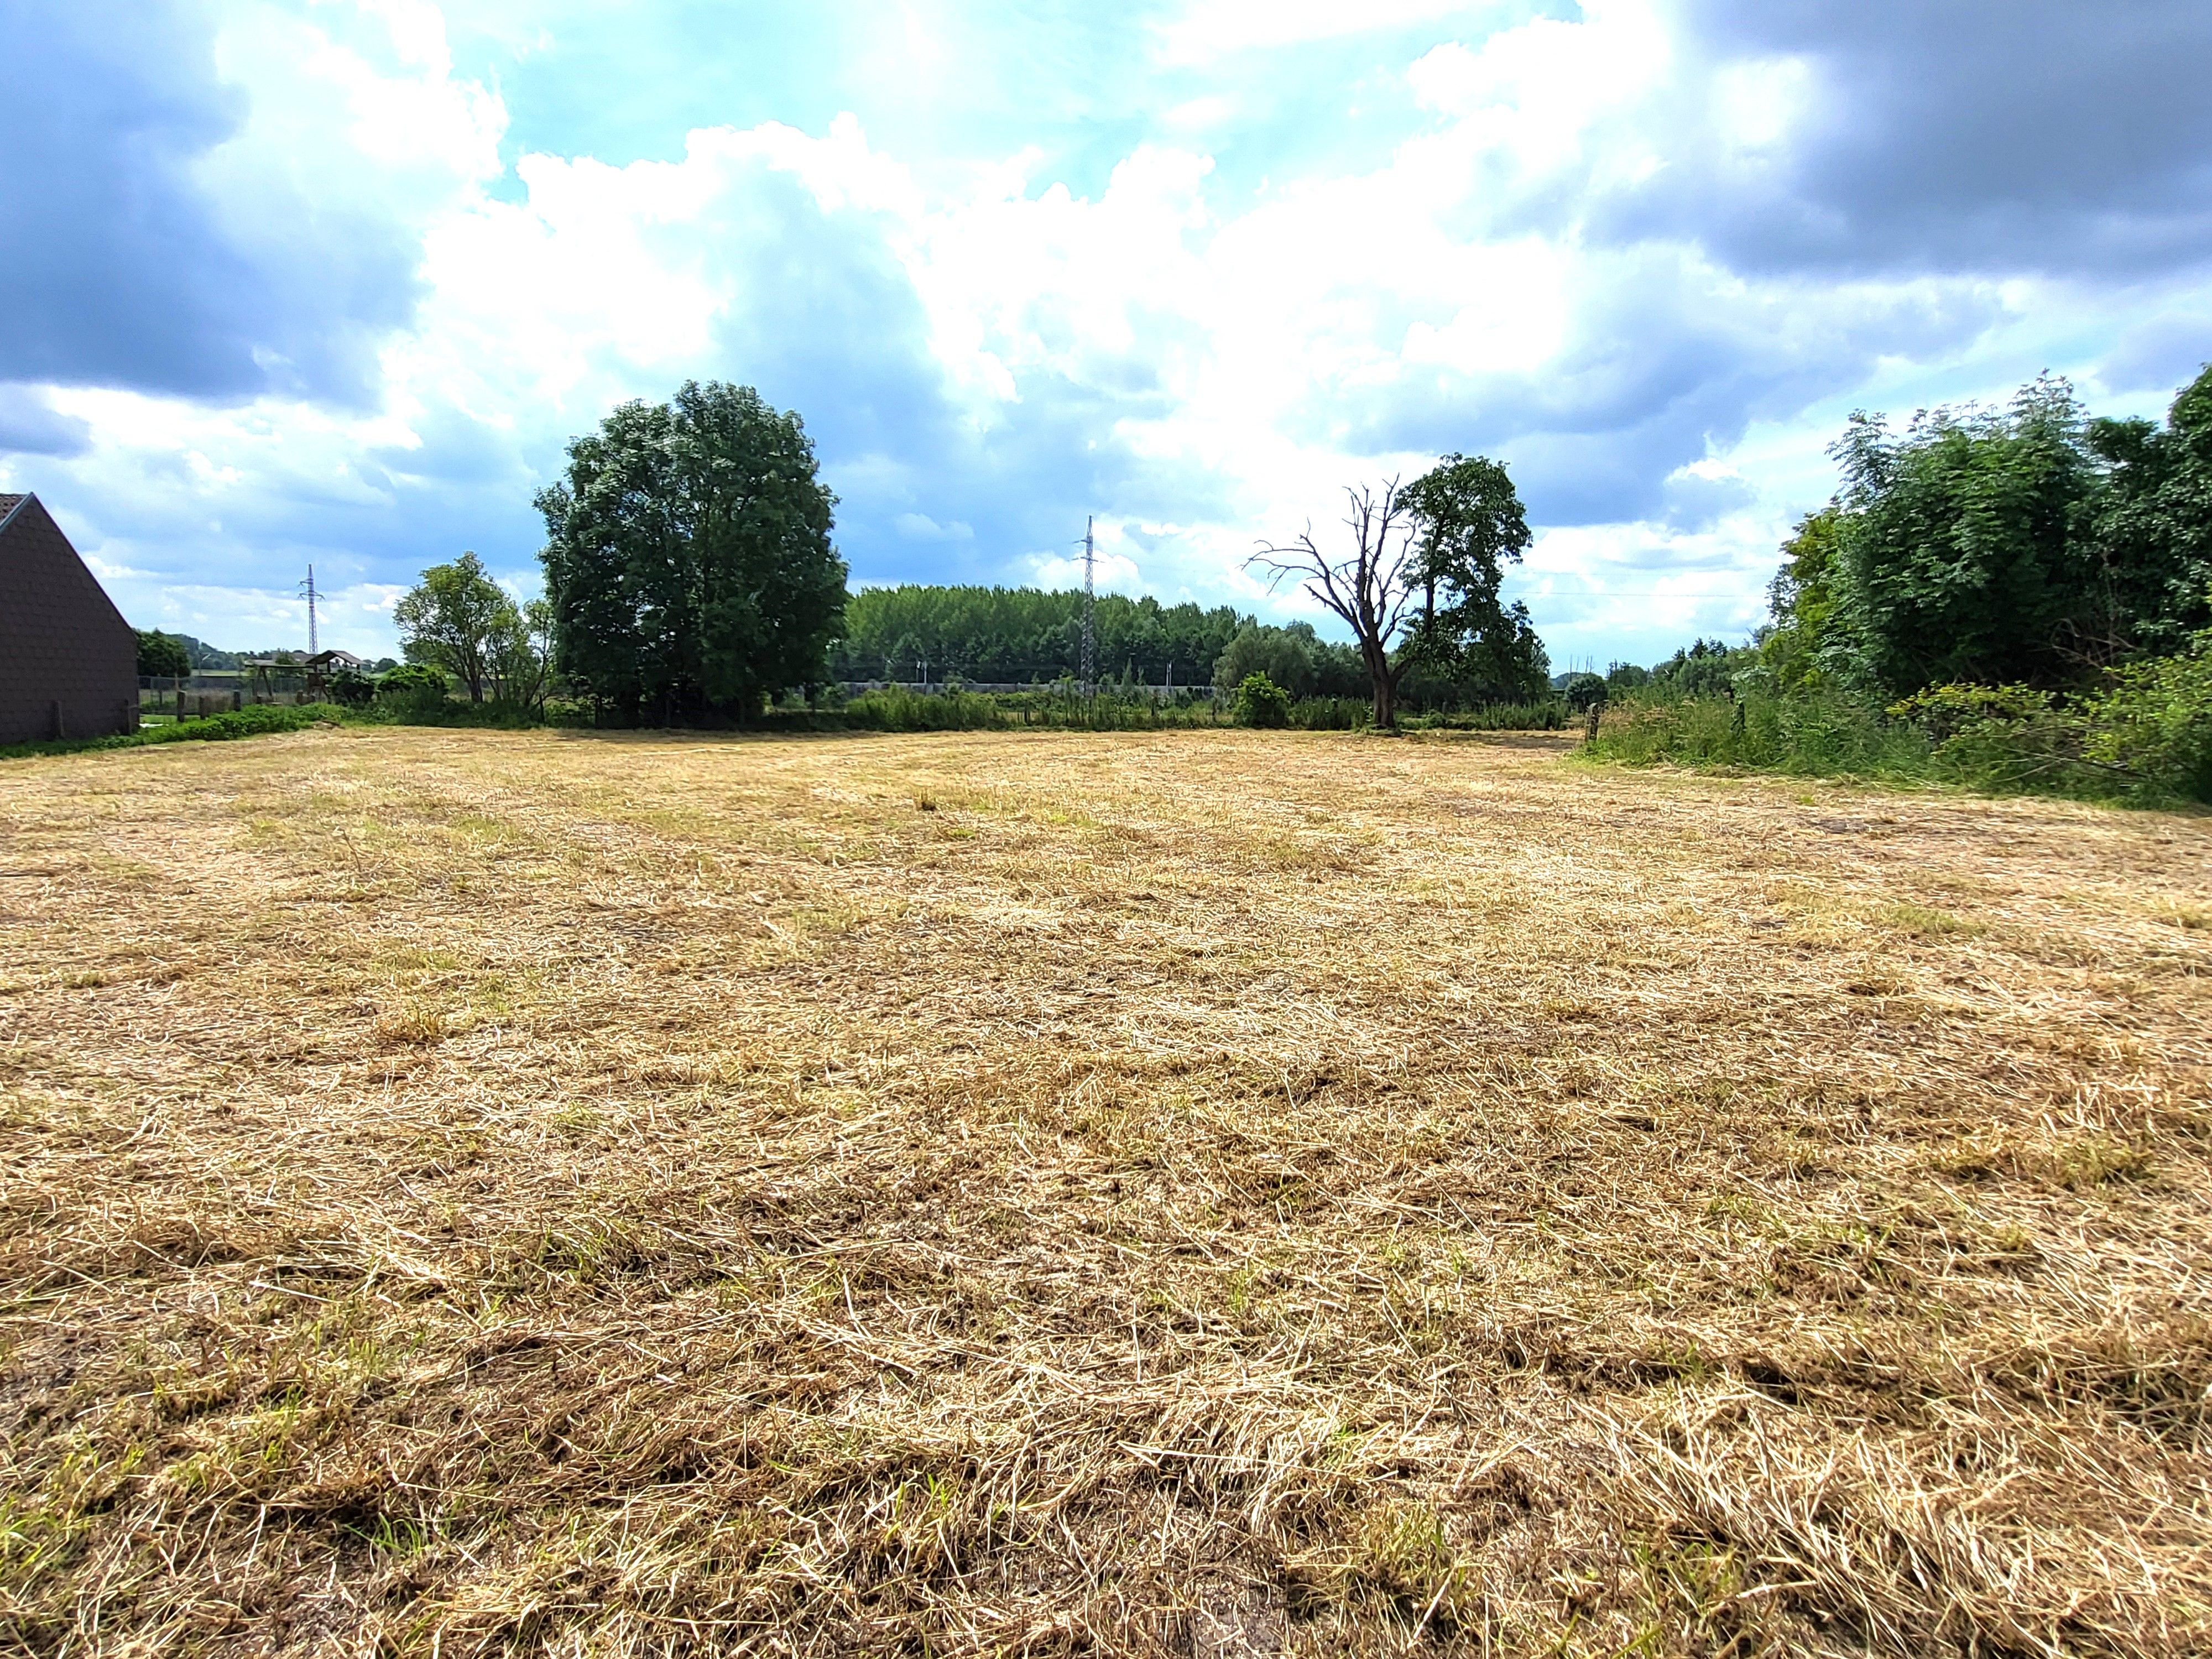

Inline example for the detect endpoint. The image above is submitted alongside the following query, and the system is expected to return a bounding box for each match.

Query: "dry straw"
[1,726,2207,1655]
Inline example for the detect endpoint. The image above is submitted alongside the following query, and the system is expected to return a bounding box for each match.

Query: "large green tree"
[1771,368,2212,697]
[2085,363,2212,657]
[1400,453,1548,705]
[488,598,556,713]
[1760,508,1845,689]
[537,382,844,723]
[395,551,514,702]
[135,629,190,679]
[1827,376,2103,693]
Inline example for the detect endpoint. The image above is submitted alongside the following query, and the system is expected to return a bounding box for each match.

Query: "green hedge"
[1582,670,2212,808]
[1,702,347,761]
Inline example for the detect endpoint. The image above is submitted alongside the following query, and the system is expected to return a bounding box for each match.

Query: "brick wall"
[0,495,139,744]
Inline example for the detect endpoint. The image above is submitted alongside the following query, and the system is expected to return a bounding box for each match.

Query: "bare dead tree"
[1248,479,1421,729]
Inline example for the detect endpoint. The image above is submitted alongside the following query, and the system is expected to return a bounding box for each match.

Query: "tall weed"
[1589,674,2211,808]
[1585,690,1928,779]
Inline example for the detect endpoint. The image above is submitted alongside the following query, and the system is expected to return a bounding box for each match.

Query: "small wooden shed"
[0,493,138,744]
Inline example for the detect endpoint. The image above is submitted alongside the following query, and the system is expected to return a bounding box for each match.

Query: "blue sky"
[4,0,2210,667]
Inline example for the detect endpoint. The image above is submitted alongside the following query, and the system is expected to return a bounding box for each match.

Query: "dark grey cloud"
[1305,246,1995,524]
[1608,0,2212,278]
[1658,466,1754,531]
[0,385,91,456]
[0,0,419,403]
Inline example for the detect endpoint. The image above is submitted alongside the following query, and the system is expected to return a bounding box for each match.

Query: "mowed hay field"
[3,728,2210,1658]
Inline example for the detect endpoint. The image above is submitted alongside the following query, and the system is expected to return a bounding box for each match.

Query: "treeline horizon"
[826,586,1248,687]
[829,583,1557,708]
[161,580,1572,710]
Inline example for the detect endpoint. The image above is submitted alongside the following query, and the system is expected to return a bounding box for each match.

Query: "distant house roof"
[305,649,366,670]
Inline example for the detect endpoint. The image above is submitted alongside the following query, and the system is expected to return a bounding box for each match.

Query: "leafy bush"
[2081,628,2212,801]
[1882,682,2099,796]
[1560,673,1606,712]
[1234,672,1292,728]
[327,669,377,707]
[377,664,449,706]
[1886,682,2059,743]
[1,702,345,761]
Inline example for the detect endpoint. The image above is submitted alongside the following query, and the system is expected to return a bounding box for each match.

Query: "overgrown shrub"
[834,687,1005,732]
[2080,629,2212,801]
[1561,673,1606,712]
[183,703,343,740]
[1591,663,2212,807]
[358,698,548,730]
[1882,679,2212,802]
[1234,672,1292,728]
[1,702,345,761]
[1400,701,1569,732]
[1289,696,1368,730]
[377,664,450,709]
[1587,688,1929,778]
[327,669,377,707]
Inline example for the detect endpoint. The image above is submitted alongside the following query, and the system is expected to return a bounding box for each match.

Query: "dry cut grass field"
[2,726,2209,1657]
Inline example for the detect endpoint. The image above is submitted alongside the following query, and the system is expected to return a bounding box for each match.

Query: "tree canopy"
[395,552,514,703]
[2084,366,2212,658]
[1765,367,2212,697]
[537,381,845,723]
[832,586,1245,687]
[1401,452,1546,701]
[134,629,190,679]
[1209,620,1366,699]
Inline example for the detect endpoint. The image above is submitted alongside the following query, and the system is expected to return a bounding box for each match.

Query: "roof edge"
[0,491,35,536]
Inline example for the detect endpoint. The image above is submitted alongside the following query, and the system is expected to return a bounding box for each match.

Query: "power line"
[1515,591,1764,599]
[1079,515,1095,696]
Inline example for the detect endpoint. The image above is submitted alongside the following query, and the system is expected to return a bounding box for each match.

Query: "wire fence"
[838,681,1223,702]
[139,675,317,717]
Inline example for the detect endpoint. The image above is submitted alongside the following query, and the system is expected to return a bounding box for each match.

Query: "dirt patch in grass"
[2,726,2209,1655]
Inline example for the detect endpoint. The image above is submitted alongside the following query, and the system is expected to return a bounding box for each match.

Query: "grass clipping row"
[2,724,2209,1656]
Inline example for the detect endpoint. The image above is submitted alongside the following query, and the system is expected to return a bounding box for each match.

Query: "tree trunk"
[1365,645,1397,729]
